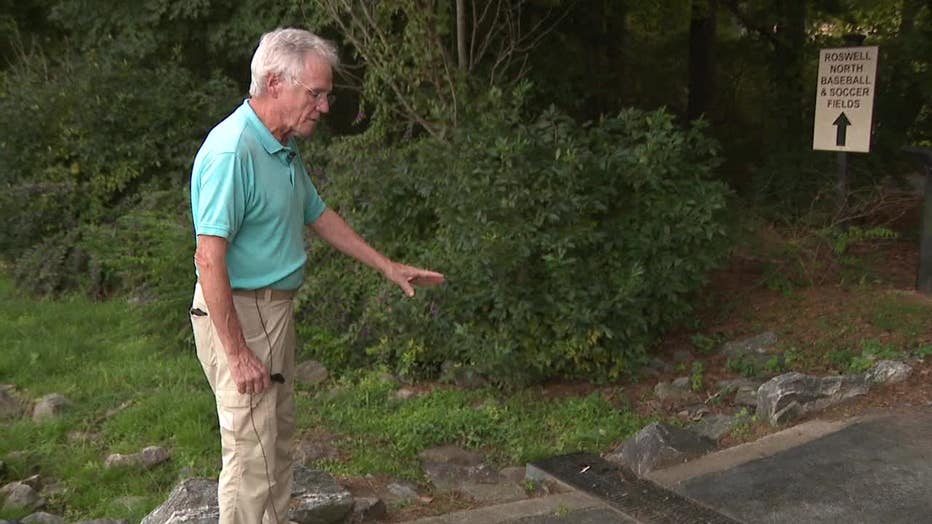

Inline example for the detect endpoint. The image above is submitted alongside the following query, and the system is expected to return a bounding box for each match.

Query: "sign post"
[813,44,879,215]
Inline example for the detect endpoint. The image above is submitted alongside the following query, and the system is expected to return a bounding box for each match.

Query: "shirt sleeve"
[193,152,246,239]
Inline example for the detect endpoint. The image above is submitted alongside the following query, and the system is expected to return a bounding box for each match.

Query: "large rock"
[140,478,218,524]
[607,422,715,476]
[866,360,912,385]
[690,414,738,441]
[32,394,71,422]
[289,464,354,524]
[22,512,66,524]
[756,372,869,425]
[1,481,46,512]
[144,468,354,524]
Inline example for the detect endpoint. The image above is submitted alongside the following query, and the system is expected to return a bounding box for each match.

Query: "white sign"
[812,46,878,153]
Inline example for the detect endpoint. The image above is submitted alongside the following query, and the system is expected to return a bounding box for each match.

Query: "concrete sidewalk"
[405,405,932,523]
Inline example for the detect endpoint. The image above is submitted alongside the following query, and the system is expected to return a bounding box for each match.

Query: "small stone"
[654,381,697,404]
[385,481,420,502]
[352,497,387,522]
[140,446,171,469]
[671,377,691,389]
[394,387,417,400]
[105,453,136,469]
[295,360,329,386]
[720,332,778,359]
[690,414,737,441]
[32,394,71,422]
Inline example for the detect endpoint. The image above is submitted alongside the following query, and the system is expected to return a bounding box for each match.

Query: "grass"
[0,277,217,521]
[0,275,647,521]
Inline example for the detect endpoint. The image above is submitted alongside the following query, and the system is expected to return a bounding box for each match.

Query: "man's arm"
[309,209,445,296]
[194,234,271,395]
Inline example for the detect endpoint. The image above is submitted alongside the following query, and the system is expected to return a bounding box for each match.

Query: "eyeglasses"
[294,79,336,106]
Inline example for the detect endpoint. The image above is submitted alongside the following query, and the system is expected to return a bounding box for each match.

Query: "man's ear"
[266,73,284,98]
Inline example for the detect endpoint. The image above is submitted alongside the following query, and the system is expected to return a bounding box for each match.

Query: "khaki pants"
[191,284,295,524]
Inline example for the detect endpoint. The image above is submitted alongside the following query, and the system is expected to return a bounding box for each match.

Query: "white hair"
[249,28,339,97]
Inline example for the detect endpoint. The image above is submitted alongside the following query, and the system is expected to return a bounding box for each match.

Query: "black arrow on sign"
[833,112,851,146]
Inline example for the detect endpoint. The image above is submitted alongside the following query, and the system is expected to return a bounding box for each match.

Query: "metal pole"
[917,161,932,294]
[837,151,848,219]
[904,147,932,294]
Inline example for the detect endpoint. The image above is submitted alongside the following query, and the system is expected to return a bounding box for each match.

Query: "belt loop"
[263,288,272,302]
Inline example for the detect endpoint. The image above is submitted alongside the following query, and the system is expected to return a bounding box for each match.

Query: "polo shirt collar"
[241,99,297,165]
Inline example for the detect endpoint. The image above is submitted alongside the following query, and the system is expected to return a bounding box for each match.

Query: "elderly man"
[189,28,444,523]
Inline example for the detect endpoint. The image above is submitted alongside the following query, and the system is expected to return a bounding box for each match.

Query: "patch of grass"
[726,356,760,378]
[690,362,705,392]
[916,345,932,360]
[690,333,722,355]
[871,296,929,338]
[0,275,648,520]
[730,408,759,440]
[298,373,646,480]
[0,277,216,522]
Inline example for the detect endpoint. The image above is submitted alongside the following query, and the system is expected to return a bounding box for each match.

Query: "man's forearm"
[310,209,391,274]
[195,243,250,359]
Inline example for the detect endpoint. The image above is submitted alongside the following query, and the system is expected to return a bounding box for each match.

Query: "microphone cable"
[249,291,281,524]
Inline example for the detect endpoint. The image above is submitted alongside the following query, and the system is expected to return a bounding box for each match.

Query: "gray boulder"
[140,478,218,524]
[690,414,738,441]
[866,360,912,385]
[1,481,45,512]
[757,372,869,425]
[289,464,354,524]
[607,422,715,476]
[22,513,65,524]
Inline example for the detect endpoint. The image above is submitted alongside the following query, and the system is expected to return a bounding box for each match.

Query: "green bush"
[0,46,236,268]
[298,107,731,384]
[12,189,197,343]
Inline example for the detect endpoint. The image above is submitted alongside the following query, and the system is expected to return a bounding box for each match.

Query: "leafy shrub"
[12,189,197,342]
[0,46,236,268]
[298,106,731,384]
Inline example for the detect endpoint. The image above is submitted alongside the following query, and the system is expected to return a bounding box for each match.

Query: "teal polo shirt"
[191,100,327,290]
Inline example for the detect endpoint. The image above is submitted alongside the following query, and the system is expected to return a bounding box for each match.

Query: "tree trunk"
[687,0,717,122]
[456,0,467,70]
[772,0,807,141]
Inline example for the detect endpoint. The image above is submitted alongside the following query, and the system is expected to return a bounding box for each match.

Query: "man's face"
[279,54,333,140]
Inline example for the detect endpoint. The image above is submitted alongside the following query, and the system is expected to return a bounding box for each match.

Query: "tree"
[688,0,717,121]
[316,0,569,137]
